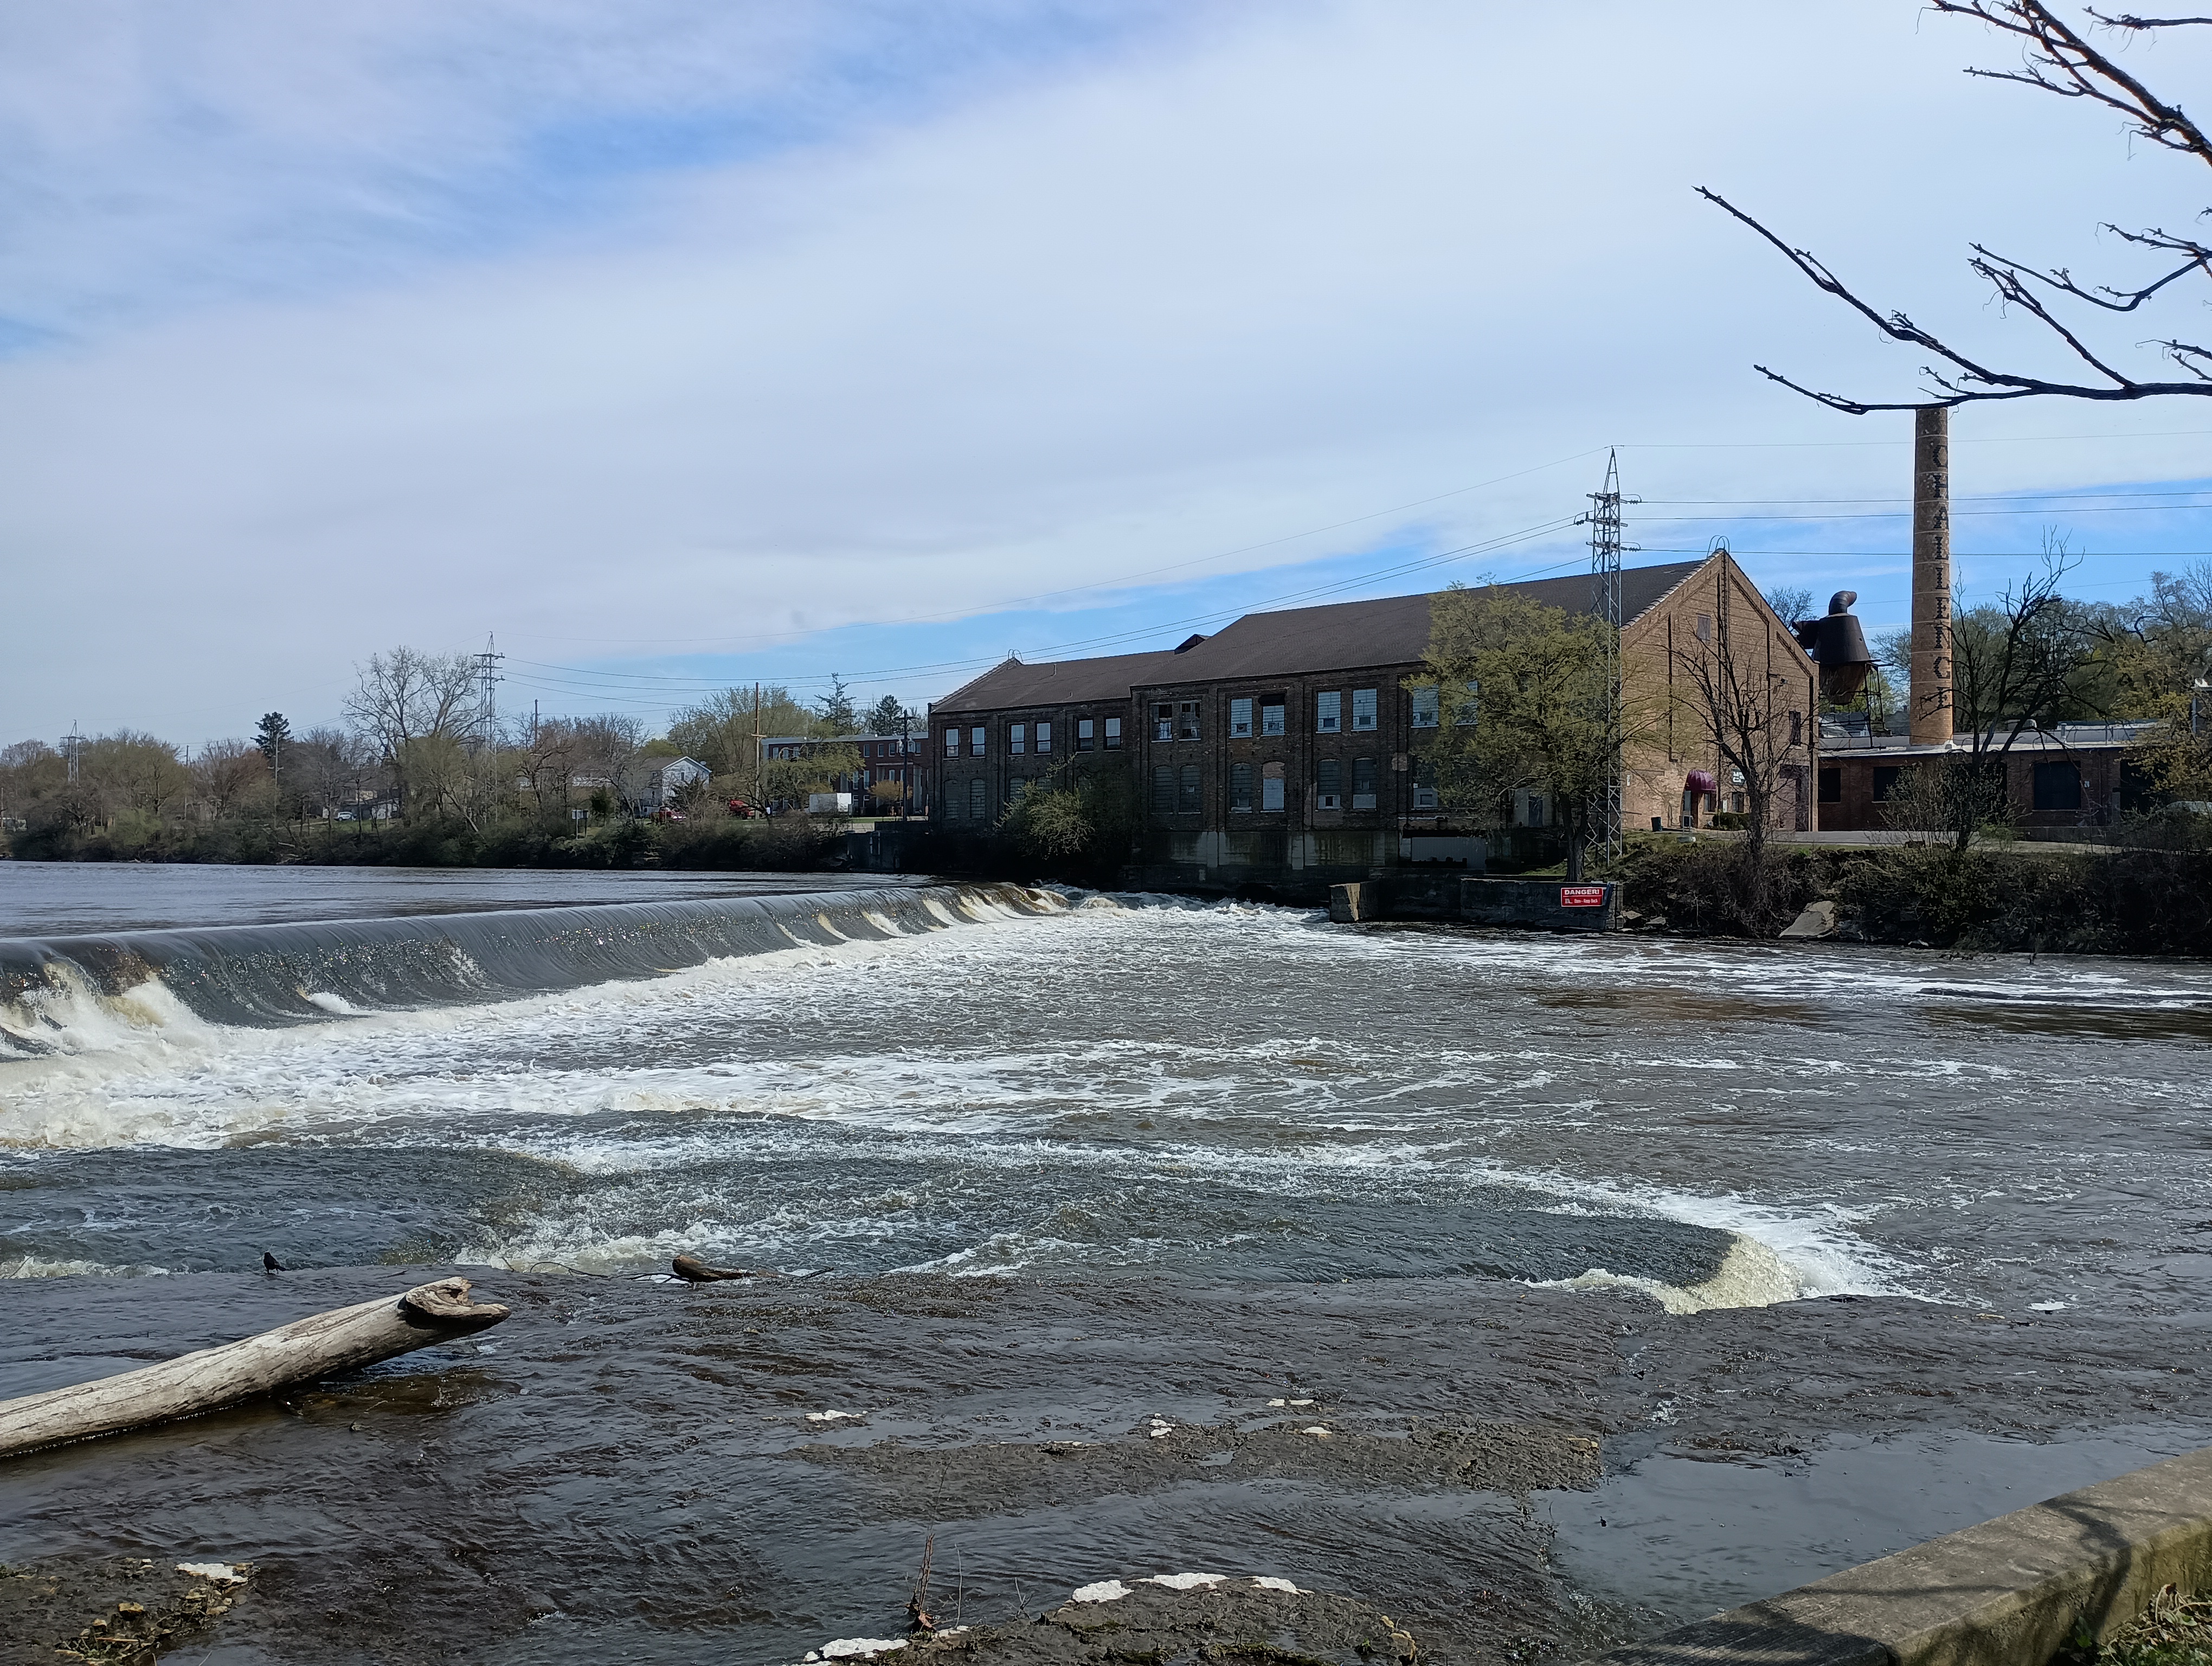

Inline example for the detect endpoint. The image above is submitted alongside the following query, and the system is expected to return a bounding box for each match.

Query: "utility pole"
[1575,451,1637,860]
[753,682,763,809]
[473,634,504,819]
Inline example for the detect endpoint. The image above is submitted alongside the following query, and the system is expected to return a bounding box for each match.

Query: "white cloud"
[2,1,2209,737]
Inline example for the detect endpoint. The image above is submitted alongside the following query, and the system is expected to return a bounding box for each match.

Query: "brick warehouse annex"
[925,550,1818,893]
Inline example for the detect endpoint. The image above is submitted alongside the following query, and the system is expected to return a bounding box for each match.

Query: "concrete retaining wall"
[1459,877,1621,933]
[1585,1443,2212,1666]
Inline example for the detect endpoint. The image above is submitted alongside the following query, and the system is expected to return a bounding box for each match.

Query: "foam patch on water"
[1541,1234,1804,1314]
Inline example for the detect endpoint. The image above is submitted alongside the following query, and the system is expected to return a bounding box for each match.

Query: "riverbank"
[5,1267,2211,1664]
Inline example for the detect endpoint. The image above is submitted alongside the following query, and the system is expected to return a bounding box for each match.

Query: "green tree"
[667,685,816,805]
[1416,582,1640,882]
[254,712,292,779]
[863,695,912,736]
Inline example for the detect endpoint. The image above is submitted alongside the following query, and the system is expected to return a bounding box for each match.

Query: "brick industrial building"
[927,548,1818,890]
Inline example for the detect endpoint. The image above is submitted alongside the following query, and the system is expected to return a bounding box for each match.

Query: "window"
[944,729,960,757]
[2033,760,2082,811]
[1818,767,1842,804]
[1152,765,1175,814]
[1178,764,1201,813]
[1153,702,1174,742]
[1317,758,1342,809]
[1230,762,1254,811]
[1104,716,1123,749]
[1411,686,1440,729]
[1262,761,1285,811]
[1036,722,1052,754]
[1412,757,1438,810]
[1352,689,1378,732]
[1009,723,1026,755]
[1526,794,1547,828]
[1261,701,1285,736]
[1230,697,1254,738]
[1316,691,1342,733]
[970,726,986,758]
[1873,765,1901,802]
[1177,701,1200,741]
[1695,613,1712,643]
[1351,756,1377,809]
[1789,710,1803,747]
[969,778,987,818]
[1077,717,1095,751]
[944,784,960,819]
[1452,682,1479,727]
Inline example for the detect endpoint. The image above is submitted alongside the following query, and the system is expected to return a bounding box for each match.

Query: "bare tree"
[1705,2,2212,411]
[343,647,477,817]
[1673,605,1806,908]
[192,739,268,821]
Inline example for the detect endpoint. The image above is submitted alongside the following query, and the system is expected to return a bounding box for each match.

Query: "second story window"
[970,726,987,757]
[1316,691,1342,733]
[1352,755,1378,809]
[944,729,961,755]
[1105,716,1123,749]
[1177,701,1200,740]
[1352,689,1378,731]
[1037,722,1052,754]
[1411,686,1439,729]
[1453,682,1479,727]
[1230,697,1253,738]
[1230,761,1253,811]
[1077,717,1095,751]
[1316,758,1342,809]
[1009,723,1026,755]
[1153,702,1174,742]
[1262,700,1285,736]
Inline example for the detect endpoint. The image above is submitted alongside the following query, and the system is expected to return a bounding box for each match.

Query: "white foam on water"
[1541,1234,1805,1315]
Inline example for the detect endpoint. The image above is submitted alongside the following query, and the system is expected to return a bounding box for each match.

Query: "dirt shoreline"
[4,1268,2210,1664]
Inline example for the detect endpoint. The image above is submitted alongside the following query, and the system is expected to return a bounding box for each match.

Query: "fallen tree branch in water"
[0,1277,509,1460]
[670,1254,767,1284]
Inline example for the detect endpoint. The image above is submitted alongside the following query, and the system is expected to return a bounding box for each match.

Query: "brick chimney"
[1909,406,1955,745]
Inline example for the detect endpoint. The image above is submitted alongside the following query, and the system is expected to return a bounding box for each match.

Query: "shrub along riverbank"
[1611,837,2212,957]
[3,812,847,872]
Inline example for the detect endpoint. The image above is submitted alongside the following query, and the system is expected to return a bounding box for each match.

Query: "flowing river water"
[2,866,2210,1664]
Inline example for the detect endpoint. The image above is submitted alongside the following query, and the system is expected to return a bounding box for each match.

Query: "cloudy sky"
[4,1,2210,744]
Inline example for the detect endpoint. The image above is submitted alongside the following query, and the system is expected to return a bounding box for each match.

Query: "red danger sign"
[1559,886,1607,908]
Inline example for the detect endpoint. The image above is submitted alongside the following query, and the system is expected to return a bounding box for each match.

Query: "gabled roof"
[927,560,1708,711]
[1139,561,1705,684]
[931,648,1191,715]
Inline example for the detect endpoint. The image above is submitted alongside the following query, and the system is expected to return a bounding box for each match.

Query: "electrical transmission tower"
[1574,452,1638,858]
[61,722,86,784]
[472,636,504,816]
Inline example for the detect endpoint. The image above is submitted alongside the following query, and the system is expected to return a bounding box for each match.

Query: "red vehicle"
[725,797,755,819]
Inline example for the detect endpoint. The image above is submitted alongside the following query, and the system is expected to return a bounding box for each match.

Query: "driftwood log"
[671,1254,758,1284]
[0,1276,509,1461]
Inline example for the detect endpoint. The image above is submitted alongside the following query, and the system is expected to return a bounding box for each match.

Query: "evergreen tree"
[814,675,860,735]
[863,696,910,736]
[254,712,292,777]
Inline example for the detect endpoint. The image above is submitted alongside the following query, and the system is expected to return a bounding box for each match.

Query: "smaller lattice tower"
[1574,452,1637,857]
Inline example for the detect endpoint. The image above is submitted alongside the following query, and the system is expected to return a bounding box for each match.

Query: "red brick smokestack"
[1909,406,1954,745]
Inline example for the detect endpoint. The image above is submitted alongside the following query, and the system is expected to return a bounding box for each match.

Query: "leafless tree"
[192,739,268,821]
[343,647,477,816]
[1705,2,2212,411]
[1673,602,1808,918]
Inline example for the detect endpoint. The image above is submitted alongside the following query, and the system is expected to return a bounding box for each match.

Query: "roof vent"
[1174,633,1208,653]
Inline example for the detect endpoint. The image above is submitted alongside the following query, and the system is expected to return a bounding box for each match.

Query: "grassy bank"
[3,812,847,872]
[1611,836,2212,956]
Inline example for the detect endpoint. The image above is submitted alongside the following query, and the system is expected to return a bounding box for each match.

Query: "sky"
[3,1,2210,745]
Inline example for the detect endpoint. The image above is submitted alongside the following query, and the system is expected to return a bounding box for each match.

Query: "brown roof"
[1143,561,1705,683]
[929,560,1707,712]
[930,647,1191,715]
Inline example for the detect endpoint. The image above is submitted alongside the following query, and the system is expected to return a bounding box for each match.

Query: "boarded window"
[1009,723,1026,755]
[1230,761,1254,811]
[1695,614,1712,643]
[1351,756,1377,809]
[1152,765,1175,813]
[1262,761,1285,811]
[1077,718,1094,751]
[1317,758,1342,808]
[970,726,986,758]
[1411,686,1439,729]
[1352,689,1378,732]
[1818,767,1842,804]
[1178,764,1201,813]
[1153,702,1174,742]
[1104,716,1123,749]
[1873,765,1900,802]
[969,778,988,818]
[2033,760,2082,811]
[1261,701,1285,736]
[1230,697,1254,738]
[944,782,961,819]
[1316,691,1342,733]
[943,729,960,757]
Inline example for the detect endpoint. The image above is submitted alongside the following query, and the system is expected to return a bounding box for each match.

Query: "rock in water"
[1778,899,1839,940]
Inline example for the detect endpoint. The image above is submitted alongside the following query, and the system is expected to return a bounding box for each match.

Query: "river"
[2,864,2209,1663]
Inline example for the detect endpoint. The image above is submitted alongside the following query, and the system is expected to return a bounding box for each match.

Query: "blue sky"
[2,3,2208,742]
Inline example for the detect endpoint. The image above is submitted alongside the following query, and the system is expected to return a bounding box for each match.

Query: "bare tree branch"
[1709,1,2212,410]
